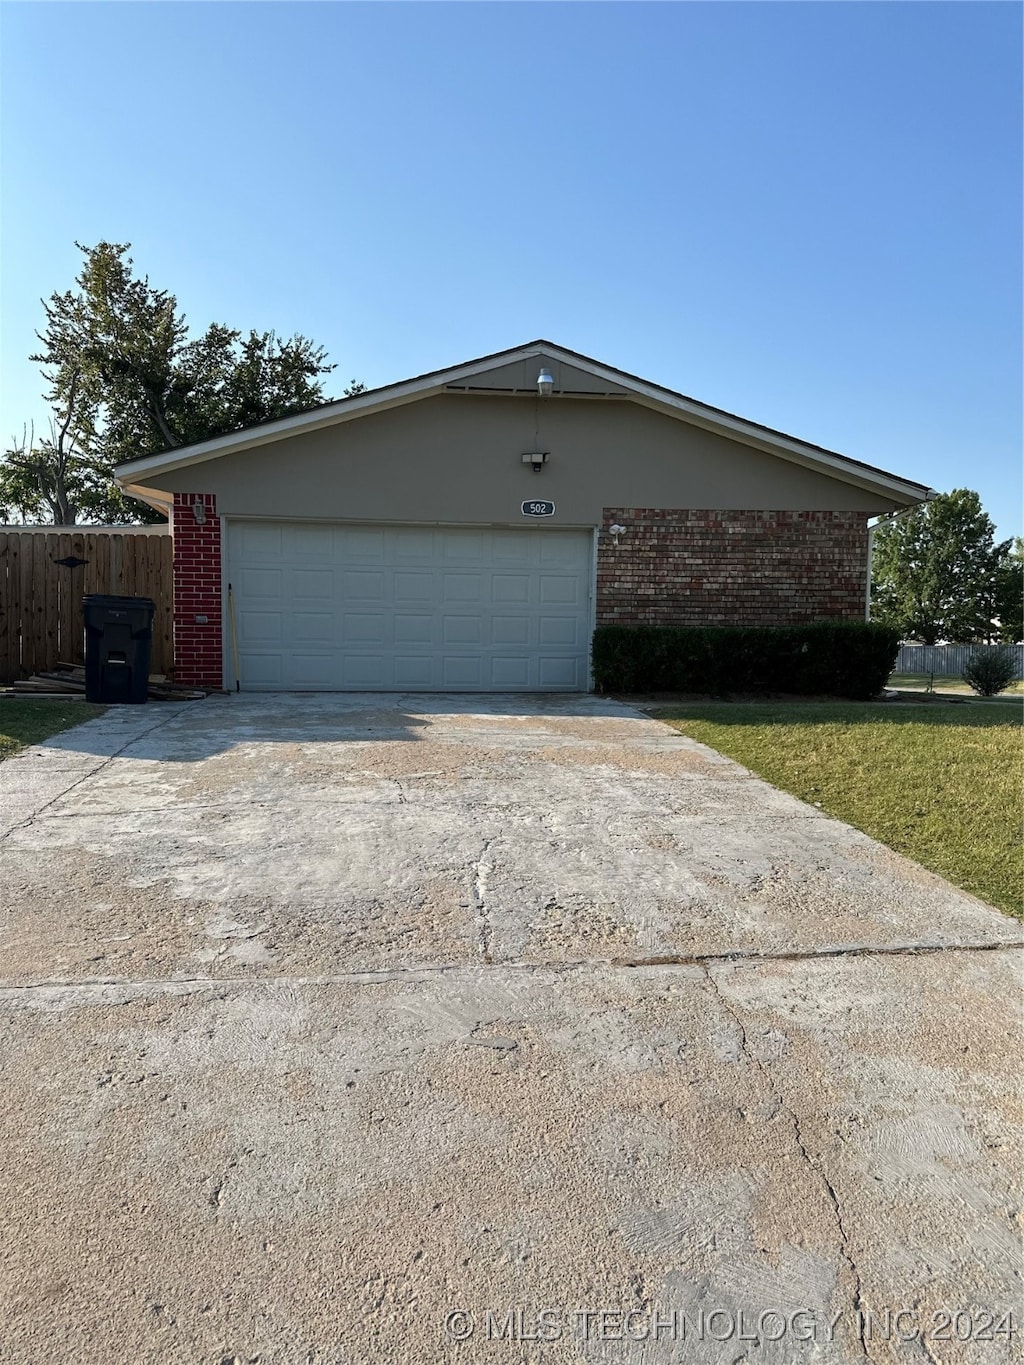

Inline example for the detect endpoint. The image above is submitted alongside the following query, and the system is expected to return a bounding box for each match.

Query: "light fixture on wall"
[537,368,554,397]
[608,523,627,546]
[191,500,207,525]
[522,451,549,473]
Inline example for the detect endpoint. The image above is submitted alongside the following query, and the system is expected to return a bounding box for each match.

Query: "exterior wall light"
[522,452,549,473]
[608,523,627,546]
[191,500,207,525]
[537,369,554,397]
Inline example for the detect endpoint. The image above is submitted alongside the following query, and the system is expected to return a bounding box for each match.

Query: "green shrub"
[591,621,900,699]
[962,646,1020,697]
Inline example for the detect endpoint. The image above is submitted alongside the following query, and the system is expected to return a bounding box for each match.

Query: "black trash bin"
[83,595,156,704]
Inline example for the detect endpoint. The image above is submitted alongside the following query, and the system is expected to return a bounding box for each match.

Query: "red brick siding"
[171,493,223,687]
[596,509,868,627]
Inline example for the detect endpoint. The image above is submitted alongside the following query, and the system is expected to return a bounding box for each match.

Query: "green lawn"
[889,672,1024,696]
[657,702,1023,917]
[0,700,105,761]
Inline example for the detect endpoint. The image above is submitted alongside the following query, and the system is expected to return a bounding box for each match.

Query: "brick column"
[172,493,223,688]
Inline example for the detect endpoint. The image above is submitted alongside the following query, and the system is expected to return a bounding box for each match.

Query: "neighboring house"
[114,341,931,693]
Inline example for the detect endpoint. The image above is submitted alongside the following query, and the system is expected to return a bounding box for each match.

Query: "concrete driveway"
[0,694,1020,1365]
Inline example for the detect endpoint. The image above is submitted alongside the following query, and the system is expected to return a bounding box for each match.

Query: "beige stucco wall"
[148,395,904,522]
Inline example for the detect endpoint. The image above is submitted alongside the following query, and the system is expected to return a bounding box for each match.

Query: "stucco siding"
[149,395,901,523]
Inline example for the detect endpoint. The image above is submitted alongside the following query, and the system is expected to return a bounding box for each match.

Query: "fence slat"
[41,534,57,672]
[70,530,90,668]
[29,536,49,674]
[19,534,38,677]
[0,528,173,684]
[0,533,15,681]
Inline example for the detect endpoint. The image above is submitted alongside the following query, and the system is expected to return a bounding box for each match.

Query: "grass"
[656,702,1023,917]
[889,672,1024,696]
[0,699,105,761]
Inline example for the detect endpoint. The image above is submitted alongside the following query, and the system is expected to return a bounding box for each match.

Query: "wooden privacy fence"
[0,529,174,684]
[895,643,1024,678]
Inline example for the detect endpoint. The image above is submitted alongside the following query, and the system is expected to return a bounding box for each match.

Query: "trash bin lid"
[82,594,156,606]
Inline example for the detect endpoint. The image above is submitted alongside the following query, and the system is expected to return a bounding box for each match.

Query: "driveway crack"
[471,838,495,964]
[0,705,197,843]
[703,965,876,1365]
[614,939,1020,968]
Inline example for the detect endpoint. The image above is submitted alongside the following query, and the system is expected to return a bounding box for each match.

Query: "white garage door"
[226,522,594,691]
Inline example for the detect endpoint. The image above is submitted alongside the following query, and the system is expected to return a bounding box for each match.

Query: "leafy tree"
[992,538,1024,643]
[1,241,351,524]
[871,489,1010,644]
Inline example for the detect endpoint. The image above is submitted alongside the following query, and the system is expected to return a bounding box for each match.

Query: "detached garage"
[114,341,930,692]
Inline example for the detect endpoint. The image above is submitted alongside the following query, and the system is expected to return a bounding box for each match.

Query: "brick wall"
[597,509,868,627]
[171,493,223,687]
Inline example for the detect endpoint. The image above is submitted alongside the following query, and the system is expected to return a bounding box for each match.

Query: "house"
[114,341,931,692]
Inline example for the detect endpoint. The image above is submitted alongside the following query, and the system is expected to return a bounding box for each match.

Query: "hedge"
[591,621,901,699]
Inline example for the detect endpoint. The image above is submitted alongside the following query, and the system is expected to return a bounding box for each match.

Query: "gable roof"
[114,339,932,506]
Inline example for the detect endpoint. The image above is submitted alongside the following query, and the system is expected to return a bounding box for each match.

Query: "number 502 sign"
[522,500,555,517]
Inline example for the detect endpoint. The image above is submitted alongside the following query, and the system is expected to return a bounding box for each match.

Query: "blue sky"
[1,2,1020,537]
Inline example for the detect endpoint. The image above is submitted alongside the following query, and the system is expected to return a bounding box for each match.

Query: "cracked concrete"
[704,965,873,1362]
[0,692,1020,1364]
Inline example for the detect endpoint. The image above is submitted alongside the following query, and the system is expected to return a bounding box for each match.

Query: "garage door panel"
[393,531,436,559]
[443,574,484,602]
[539,616,579,646]
[291,655,336,686]
[443,656,483,687]
[342,614,388,643]
[293,613,334,642]
[238,567,283,599]
[490,657,531,687]
[492,532,534,565]
[394,656,435,686]
[443,532,484,560]
[239,612,283,643]
[239,654,283,686]
[443,616,483,645]
[342,655,389,685]
[394,614,434,644]
[492,575,530,603]
[343,570,385,601]
[289,569,334,599]
[539,657,581,688]
[227,523,592,691]
[539,575,579,604]
[289,525,335,557]
[541,533,585,563]
[394,571,435,603]
[341,527,386,558]
[492,616,530,645]
[237,524,283,556]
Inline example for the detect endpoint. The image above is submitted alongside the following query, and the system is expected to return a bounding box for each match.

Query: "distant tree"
[871,489,1010,644]
[0,241,348,524]
[993,538,1024,643]
[0,368,113,523]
